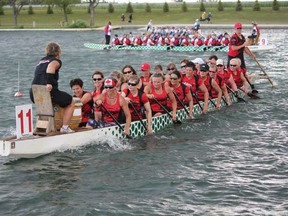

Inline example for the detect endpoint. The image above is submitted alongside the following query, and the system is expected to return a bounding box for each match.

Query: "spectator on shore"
[147,20,153,32]
[121,14,125,22]
[207,12,212,24]
[128,14,133,23]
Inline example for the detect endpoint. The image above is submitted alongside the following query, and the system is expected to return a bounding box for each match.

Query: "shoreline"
[1,24,288,31]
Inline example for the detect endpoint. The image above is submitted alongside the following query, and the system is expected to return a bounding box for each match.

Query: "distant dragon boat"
[84,43,274,52]
[0,85,245,159]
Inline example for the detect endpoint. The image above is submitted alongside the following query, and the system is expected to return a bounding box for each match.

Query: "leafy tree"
[145,3,151,13]
[253,0,260,11]
[236,0,243,11]
[52,0,78,23]
[272,0,280,11]
[163,2,169,13]
[217,0,224,12]
[108,3,114,13]
[7,0,27,26]
[181,1,188,12]
[28,5,34,15]
[200,0,205,12]
[0,4,4,16]
[87,0,100,27]
[126,2,133,13]
[47,5,54,14]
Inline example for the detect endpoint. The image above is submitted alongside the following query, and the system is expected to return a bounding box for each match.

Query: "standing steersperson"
[227,22,257,92]
[29,42,75,133]
[104,21,112,45]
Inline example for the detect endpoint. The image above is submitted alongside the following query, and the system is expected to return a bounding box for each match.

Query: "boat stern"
[0,140,13,157]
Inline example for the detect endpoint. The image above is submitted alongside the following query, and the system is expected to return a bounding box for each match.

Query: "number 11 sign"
[15,104,33,139]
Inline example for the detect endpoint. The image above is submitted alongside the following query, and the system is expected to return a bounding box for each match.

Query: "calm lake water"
[0,28,288,215]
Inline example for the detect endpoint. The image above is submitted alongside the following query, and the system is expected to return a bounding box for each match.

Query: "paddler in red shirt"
[228,58,248,93]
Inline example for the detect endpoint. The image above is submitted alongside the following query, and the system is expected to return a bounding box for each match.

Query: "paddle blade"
[236,96,246,103]
[247,92,261,99]
[173,120,182,124]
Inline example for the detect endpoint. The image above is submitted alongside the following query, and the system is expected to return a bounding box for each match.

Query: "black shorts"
[51,89,73,108]
[29,88,72,108]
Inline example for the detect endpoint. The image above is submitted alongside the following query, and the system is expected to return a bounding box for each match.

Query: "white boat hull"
[1,92,240,159]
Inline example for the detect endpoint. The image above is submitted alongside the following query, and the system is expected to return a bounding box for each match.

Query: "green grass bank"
[0,3,288,29]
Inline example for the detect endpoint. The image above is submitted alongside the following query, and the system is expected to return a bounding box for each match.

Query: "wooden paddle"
[152,98,182,124]
[101,104,132,139]
[246,47,277,88]
[172,91,190,117]
[226,85,246,103]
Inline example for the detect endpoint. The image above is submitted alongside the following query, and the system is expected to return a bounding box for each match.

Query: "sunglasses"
[230,64,237,67]
[167,68,175,71]
[180,65,186,68]
[104,86,114,89]
[93,78,102,81]
[217,65,223,67]
[123,70,132,74]
[128,82,137,86]
[170,77,178,80]
[237,28,242,30]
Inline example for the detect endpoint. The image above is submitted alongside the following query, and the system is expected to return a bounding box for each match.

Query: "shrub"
[217,0,224,11]
[236,0,243,11]
[200,1,205,12]
[0,5,4,15]
[272,0,280,10]
[47,5,53,14]
[145,3,151,13]
[126,2,133,13]
[28,5,34,15]
[69,20,87,28]
[253,0,261,11]
[108,3,114,13]
[181,1,188,12]
[163,2,169,13]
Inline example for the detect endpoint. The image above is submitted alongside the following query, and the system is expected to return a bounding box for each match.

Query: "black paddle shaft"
[129,102,148,131]
[152,98,181,124]
[101,104,132,139]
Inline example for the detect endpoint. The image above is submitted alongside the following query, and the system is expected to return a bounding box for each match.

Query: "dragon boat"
[84,43,274,53]
[0,85,245,159]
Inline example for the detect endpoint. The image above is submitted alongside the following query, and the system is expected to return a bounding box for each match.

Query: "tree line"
[0,0,282,27]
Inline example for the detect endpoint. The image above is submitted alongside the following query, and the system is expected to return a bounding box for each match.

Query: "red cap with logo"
[234,22,242,29]
[140,63,150,71]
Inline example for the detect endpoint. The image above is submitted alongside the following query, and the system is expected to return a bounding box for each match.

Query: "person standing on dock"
[147,20,153,32]
[104,21,112,45]
[29,42,75,133]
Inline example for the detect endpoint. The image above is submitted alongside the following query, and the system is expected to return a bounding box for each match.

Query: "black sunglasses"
[167,68,175,71]
[123,71,132,74]
[128,82,137,86]
[230,64,237,67]
[104,86,114,89]
[93,78,102,81]
[217,65,223,67]
[170,77,178,80]
[180,65,186,68]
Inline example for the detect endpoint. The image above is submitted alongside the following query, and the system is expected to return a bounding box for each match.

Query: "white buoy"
[14,62,23,97]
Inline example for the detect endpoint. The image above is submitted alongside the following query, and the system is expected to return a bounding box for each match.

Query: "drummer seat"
[31,85,56,135]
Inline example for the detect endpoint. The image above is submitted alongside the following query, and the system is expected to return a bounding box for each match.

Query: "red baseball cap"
[140,63,150,71]
[234,22,242,29]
